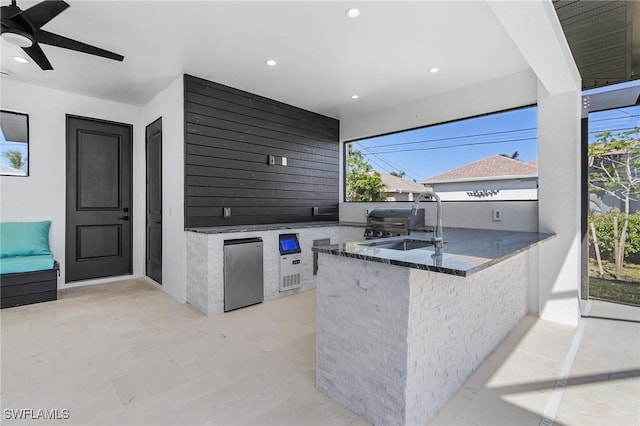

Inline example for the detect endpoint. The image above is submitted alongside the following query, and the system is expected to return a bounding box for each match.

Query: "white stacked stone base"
[316,251,529,425]
[186,226,364,316]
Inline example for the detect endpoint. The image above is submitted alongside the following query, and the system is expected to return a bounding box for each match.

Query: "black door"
[66,116,132,282]
[146,118,162,284]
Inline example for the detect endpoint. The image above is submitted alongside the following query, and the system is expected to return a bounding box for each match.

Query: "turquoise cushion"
[0,254,54,274]
[0,221,52,258]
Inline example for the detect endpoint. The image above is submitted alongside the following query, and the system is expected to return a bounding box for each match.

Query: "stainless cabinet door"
[224,241,264,311]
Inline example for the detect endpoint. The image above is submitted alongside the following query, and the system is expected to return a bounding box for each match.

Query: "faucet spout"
[411,191,444,248]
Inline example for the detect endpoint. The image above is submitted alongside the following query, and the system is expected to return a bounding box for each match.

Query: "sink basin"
[361,238,434,251]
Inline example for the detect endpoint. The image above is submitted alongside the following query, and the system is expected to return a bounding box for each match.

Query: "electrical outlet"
[282,157,287,166]
[223,207,231,218]
[493,209,503,221]
[267,155,275,165]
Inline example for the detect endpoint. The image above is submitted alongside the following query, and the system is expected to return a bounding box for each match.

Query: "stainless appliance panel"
[223,238,264,312]
[364,208,425,239]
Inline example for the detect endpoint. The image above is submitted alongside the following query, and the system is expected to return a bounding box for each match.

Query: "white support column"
[489,0,582,326]
[537,83,582,326]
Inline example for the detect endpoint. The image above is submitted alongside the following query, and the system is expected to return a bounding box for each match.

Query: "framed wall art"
[0,110,29,177]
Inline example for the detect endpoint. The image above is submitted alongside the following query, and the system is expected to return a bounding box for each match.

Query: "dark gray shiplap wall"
[184,75,340,228]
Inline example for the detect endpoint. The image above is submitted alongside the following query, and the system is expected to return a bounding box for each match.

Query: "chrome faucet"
[411,191,444,248]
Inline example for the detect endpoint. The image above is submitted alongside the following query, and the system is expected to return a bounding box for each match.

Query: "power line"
[346,108,638,178]
[362,137,537,155]
[365,155,393,175]
[356,143,423,179]
[613,109,639,118]
[364,152,422,181]
[589,112,640,122]
[350,112,637,152]
[354,127,537,151]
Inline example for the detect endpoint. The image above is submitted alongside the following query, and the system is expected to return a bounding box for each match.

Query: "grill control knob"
[375,230,384,237]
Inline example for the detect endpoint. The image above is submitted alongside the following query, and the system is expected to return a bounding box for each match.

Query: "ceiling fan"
[1,0,124,70]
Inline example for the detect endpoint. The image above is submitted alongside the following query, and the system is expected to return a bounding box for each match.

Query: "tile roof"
[380,173,429,193]
[422,155,538,183]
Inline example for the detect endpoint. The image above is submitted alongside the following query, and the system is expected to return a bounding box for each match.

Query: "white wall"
[430,178,538,201]
[0,80,143,286]
[140,76,186,303]
[339,201,539,232]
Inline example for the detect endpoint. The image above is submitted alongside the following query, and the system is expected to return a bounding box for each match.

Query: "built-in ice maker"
[279,233,302,291]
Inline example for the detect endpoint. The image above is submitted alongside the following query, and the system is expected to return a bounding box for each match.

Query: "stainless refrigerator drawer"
[223,238,264,312]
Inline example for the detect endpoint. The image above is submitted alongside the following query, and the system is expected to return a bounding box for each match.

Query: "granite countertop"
[186,221,365,234]
[312,227,554,277]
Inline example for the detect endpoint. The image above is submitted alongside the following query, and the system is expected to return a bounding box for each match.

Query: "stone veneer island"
[312,228,553,426]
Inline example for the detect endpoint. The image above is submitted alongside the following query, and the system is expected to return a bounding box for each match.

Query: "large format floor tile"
[2,279,638,425]
[430,299,640,426]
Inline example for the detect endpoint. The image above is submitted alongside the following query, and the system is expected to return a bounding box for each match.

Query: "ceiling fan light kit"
[1,30,32,47]
[1,0,124,70]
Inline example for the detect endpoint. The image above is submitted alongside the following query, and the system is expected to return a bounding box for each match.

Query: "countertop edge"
[313,230,555,277]
[186,221,365,234]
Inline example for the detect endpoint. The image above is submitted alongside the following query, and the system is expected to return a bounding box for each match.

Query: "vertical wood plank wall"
[184,75,340,228]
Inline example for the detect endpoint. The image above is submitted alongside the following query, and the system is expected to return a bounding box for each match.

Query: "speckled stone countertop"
[186,221,364,234]
[312,227,554,277]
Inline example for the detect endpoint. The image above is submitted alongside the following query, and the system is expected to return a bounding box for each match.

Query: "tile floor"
[1,278,638,426]
[429,299,640,426]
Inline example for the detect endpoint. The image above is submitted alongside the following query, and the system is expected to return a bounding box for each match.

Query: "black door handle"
[155,221,162,224]
[118,216,130,221]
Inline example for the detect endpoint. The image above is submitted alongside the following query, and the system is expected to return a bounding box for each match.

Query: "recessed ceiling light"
[13,56,28,64]
[265,59,277,66]
[351,94,359,99]
[428,67,439,73]
[345,8,360,18]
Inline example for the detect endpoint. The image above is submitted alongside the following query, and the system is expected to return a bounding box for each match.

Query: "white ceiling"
[0,1,531,119]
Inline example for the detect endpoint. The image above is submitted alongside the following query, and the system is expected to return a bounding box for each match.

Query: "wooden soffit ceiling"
[553,0,640,89]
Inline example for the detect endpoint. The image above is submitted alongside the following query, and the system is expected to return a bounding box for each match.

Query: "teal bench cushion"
[0,221,52,258]
[0,254,55,274]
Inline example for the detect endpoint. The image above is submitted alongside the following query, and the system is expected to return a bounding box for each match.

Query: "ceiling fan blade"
[22,0,69,29]
[22,43,53,70]
[1,4,24,21]
[35,29,124,62]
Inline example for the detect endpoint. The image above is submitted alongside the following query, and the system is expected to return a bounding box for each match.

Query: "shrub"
[589,211,640,260]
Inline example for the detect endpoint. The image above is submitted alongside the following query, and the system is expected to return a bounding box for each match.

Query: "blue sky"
[352,81,640,182]
[0,128,29,170]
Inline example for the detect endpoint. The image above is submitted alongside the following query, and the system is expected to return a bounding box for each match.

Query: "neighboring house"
[379,173,429,201]
[421,155,538,201]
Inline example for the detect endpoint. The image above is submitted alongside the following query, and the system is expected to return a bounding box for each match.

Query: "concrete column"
[537,83,582,326]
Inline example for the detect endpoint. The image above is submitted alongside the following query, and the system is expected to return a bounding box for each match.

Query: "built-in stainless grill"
[363,208,425,239]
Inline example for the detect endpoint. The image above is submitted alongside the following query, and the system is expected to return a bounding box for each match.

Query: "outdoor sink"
[361,238,434,251]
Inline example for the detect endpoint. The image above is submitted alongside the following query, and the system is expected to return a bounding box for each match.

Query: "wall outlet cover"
[493,209,503,221]
[223,207,232,218]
